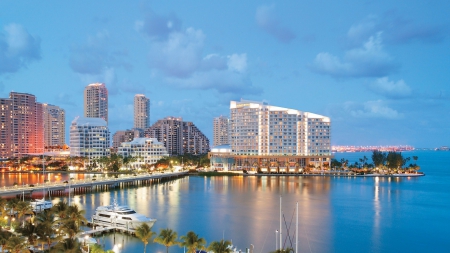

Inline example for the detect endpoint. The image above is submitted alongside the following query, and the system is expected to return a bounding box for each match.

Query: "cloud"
[136,10,261,96]
[69,30,130,75]
[344,100,403,119]
[135,11,182,40]
[347,14,447,46]
[0,23,41,75]
[166,68,262,95]
[369,77,412,99]
[310,32,399,78]
[255,4,296,43]
[148,28,205,78]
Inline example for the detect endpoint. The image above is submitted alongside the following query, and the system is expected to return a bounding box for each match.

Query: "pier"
[0,171,188,197]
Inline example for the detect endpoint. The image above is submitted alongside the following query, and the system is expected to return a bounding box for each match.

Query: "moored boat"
[91,200,156,232]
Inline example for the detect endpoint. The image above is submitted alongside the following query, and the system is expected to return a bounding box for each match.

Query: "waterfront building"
[42,104,65,149]
[208,144,234,171]
[213,116,230,146]
[112,129,143,151]
[0,98,13,159]
[134,94,150,129]
[210,99,331,172]
[9,92,44,157]
[144,117,210,155]
[69,117,110,165]
[117,138,169,169]
[84,83,108,123]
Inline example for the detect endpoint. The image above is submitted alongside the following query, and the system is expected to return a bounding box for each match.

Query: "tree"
[34,211,59,250]
[59,220,80,239]
[65,204,88,230]
[6,198,20,221]
[15,201,33,226]
[4,235,30,253]
[0,230,12,253]
[330,159,342,170]
[135,223,156,253]
[16,221,37,249]
[371,150,387,168]
[207,239,233,253]
[51,200,69,225]
[50,238,82,253]
[180,231,206,253]
[154,228,179,253]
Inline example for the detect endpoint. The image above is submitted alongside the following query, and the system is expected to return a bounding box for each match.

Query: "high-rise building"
[0,98,13,159]
[43,104,65,148]
[213,116,230,147]
[70,117,110,165]
[117,138,169,169]
[9,92,44,157]
[112,129,143,151]
[84,83,108,123]
[134,94,150,129]
[223,99,331,171]
[144,117,210,155]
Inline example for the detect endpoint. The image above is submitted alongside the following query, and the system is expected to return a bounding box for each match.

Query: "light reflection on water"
[0,151,449,252]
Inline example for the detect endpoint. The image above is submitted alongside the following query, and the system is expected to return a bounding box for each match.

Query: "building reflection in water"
[2,173,419,252]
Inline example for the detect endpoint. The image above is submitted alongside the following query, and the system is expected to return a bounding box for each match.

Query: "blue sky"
[0,0,449,147]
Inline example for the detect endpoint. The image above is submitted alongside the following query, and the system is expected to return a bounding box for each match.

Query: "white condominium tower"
[84,83,108,123]
[213,116,230,147]
[69,117,110,165]
[229,99,331,170]
[134,94,150,129]
[43,104,65,148]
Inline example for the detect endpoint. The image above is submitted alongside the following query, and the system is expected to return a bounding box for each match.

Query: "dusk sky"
[0,1,448,148]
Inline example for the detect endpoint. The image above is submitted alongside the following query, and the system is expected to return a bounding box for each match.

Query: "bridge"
[0,171,188,197]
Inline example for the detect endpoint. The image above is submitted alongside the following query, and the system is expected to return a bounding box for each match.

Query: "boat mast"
[280,196,282,251]
[296,202,298,253]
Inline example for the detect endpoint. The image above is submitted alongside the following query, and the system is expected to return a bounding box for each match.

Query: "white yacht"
[91,200,156,231]
[30,198,53,213]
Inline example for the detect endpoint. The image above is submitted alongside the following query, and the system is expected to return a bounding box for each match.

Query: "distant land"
[332,145,449,152]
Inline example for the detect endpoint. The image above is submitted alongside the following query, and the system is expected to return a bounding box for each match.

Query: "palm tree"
[15,201,34,226]
[36,221,60,251]
[65,204,87,229]
[180,231,206,253]
[6,198,20,221]
[51,200,69,219]
[207,239,233,253]
[50,238,82,253]
[154,228,179,253]
[16,221,37,249]
[135,223,156,253]
[34,212,59,250]
[59,220,80,239]
[0,230,12,253]
[4,235,30,253]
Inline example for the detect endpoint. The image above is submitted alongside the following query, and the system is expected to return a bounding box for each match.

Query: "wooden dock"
[0,171,188,197]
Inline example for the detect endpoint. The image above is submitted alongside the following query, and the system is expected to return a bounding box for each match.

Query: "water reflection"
[2,171,447,253]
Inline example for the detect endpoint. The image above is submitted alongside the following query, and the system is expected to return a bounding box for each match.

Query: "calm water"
[1,151,449,253]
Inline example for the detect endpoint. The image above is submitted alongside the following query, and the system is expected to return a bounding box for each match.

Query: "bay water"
[1,150,449,253]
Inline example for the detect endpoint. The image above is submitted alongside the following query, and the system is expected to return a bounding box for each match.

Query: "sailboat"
[30,155,53,213]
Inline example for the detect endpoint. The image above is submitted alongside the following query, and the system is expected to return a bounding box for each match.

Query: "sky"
[0,0,449,148]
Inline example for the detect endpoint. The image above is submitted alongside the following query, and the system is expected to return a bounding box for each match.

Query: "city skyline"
[0,1,449,147]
